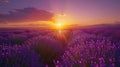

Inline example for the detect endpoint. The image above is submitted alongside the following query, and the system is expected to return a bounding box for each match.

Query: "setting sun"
[55,22,64,30]
[56,23,62,28]
[52,14,67,30]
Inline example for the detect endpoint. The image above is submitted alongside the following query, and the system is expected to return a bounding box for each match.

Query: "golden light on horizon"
[55,22,64,30]
[56,23,62,27]
[51,13,67,30]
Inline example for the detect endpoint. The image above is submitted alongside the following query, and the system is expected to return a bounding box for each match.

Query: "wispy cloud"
[0,0,9,3]
[0,7,53,23]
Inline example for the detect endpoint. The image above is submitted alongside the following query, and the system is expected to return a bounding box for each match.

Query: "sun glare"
[52,13,71,30]
[56,23,62,27]
[55,22,64,30]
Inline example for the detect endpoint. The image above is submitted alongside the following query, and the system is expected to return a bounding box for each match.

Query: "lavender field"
[0,26,120,67]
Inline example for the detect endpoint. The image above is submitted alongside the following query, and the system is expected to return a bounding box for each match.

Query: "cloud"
[0,0,9,3]
[0,7,54,23]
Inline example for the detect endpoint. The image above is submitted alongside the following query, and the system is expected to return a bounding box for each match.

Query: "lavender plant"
[0,45,44,67]
[57,31,120,67]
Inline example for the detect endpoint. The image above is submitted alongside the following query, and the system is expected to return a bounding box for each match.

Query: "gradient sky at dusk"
[0,0,120,26]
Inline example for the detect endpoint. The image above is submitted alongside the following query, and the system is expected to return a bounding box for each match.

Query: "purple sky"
[0,0,120,25]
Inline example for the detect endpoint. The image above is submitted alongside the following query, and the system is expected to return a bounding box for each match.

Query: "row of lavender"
[57,31,120,67]
[0,29,65,67]
[0,28,120,67]
[0,30,50,45]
